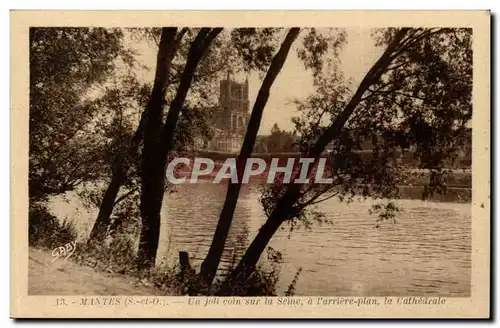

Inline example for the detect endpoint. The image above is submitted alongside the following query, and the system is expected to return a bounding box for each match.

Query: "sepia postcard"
[10,10,490,319]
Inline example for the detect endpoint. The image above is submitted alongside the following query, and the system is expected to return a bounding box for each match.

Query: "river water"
[49,182,471,296]
[156,182,471,297]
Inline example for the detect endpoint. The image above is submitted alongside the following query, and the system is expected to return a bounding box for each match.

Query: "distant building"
[195,72,250,153]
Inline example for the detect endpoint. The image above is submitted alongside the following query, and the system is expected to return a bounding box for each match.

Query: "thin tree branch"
[308,191,341,205]
[389,28,444,61]
[310,28,411,156]
[386,59,414,72]
[392,91,426,101]
[114,187,139,206]
[360,71,422,103]
[161,28,223,157]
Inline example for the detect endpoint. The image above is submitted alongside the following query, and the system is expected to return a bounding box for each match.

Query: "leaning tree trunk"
[216,28,411,294]
[197,28,301,291]
[88,162,126,243]
[87,119,147,244]
[216,214,282,296]
[137,28,222,270]
[136,28,182,269]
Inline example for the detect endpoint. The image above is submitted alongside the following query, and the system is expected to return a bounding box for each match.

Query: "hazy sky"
[132,28,383,135]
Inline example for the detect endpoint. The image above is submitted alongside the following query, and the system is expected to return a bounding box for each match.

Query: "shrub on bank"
[74,232,137,275]
[29,203,78,249]
[209,246,301,296]
[74,238,297,296]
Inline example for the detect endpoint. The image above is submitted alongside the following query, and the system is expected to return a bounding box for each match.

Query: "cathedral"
[196,73,250,153]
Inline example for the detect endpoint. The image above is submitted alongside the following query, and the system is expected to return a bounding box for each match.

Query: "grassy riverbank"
[28,247,165,295]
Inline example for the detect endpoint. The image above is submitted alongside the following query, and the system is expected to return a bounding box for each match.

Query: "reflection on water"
[159,183,471,296]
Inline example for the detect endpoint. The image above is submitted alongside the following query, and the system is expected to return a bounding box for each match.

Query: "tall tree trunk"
[137,28,222,270]
[198,28,301,290]
[88,29,187,246]
[136,28,182,269]
[217,28,411,293]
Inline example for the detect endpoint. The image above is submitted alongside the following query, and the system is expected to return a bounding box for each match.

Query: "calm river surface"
[156,183,471,297]
[50,182,471,296]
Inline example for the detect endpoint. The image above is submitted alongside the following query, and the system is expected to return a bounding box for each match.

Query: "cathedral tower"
[218,71,250,134]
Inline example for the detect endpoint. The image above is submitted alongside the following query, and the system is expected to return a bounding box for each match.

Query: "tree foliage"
[261,123,297,153]
[267,27,472,229]
[220,27,473,294]
[29,27,134,201]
